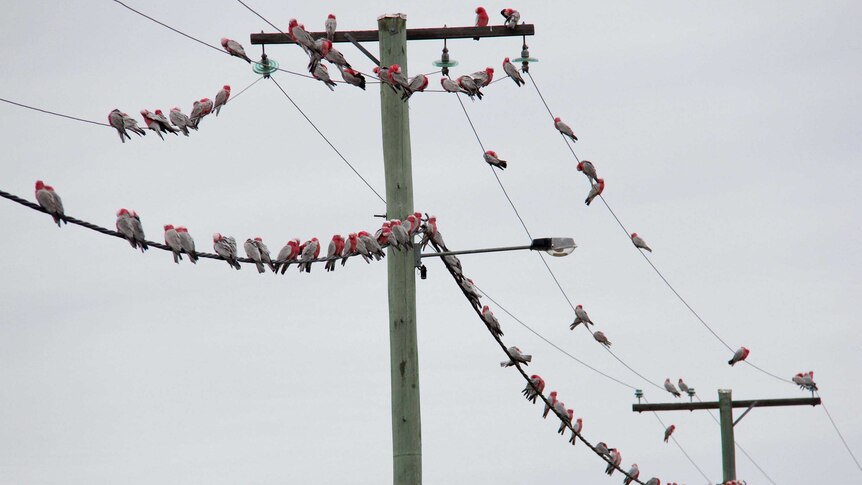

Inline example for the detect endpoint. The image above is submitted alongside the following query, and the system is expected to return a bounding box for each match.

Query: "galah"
[388,64,411,93]
[631,232,652,252]
[403,214,420,236]
[150,109,180,137]
[552,399,567,423]
[288,19,317,55]
[542,391,557,419]
[728,346,750,366]
[390,219,410,249]
[359,231,385,260]
[664,378,681,397]
[474,6,489,39]
[325,234,345,272]
[140,110,166,140]
[664,424,675,443]
[121,113,146,137]
[457,75,483,100]
[471,67,494,87]
[577,160,599,184]
[420,215,445,249]
[461,278,482,309]
[373,66,399,93]
[595,442,610,457]
[34,180,65,227]
[375,221,392,248]
[189,98,213,128]
[569,418,583,445]
[274,239,301,274]
[500,8,520,29]
[214,85,231,116]
[502,57,524,87]
[554,116,578,142]
[244,238,265,273]
[605,448,622,476]
[570,304,594,329]
[585,178,605,206]
[678,378,690,395]
[443,255,463,277]
[164,224,183,263]
[801,372,818,391]
[623,464,640,484]
[341,233,359,266]
[298,237,320,273]
[500,346,531,367]
[441,77,467,94]
[312,63,337,91]
[521,374,544,403]
[325,14,336,40]
[355,233,371,263]
[213,233,242,270]
[593,330,612,348]
[175,226,198,263]
[129,211,148,252]
[557,408,574,434]
[109,109,130,143]
[792,373,805,387]
[644,478,660,485]
[482,305,503,337]
[169,107,193,136]
[401,74,429,100]
[339,67,366,90]
[221,38,252,63]
[320,40,351,69]
[116,209,147,251]
[483,150,507,170]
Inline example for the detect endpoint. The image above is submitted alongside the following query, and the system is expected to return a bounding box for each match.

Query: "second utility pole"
[379,13,421,485]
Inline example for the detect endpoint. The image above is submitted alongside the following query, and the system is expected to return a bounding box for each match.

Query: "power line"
[268,76,386,205]
[0,97,110,127]
[112,0,225,55]
[816,391,862,473]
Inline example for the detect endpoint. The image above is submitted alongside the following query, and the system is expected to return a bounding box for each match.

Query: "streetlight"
[419,237,577,259]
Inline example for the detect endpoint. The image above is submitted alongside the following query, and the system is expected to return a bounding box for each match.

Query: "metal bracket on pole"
[344,32,381,66]
[733,400,758,427]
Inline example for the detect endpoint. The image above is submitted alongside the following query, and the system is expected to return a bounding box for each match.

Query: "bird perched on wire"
[631,232,652,252]
[461,278,483,309]
[121,112,146,138]
[500,346,531,367]
[585,178,605,206]
[664,424,675,443]
[169,107,194,136]
[320,40,351,69]
[577,160,599,184]
[522,375,544,403]
[605,448,622,476]
[188,98,213,128]
[312,63,337,91]
[358,231,385,260]
[213,85,231,116]
[297,237,320,273]
[244,238,266,273]
[389,219,410,250]
[557,407,573,435]
[483,150,507,170]
[213,233,242,270]
[325,234,345,272]
[441,76,467,94]
[274,239,301,274]
[108,109,130,143]
[623,463,640,484]
[554,116,578,142]
[325,13,337,40]
[387,64,411,93]
[678,378,691,396]
[221,38,252,63]
[374,66,400,93]
[502,57,524,87]
[163,225,183,263]
[570,304,594,329]
[593,331,612,348]
[402,74,429,100]
[457,75,483,100]
[500,8,520,29]
[34,180,65,227]
[728,346,750,366]
[569,417,583,445]
[288,19,318,56]
[474,7,489,40]
[664,378,681,397]
[176,227,198,263]
[471,67,494,87]
[140,109,178,140]
[116,208,147,252]
[542,391,557,418]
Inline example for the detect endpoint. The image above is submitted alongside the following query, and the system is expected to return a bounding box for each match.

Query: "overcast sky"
[1,1,860,484]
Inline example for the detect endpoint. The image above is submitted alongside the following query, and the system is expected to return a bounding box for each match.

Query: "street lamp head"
[530,237,577,257]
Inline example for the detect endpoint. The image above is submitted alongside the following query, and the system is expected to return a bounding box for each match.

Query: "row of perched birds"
[107,84,232,143]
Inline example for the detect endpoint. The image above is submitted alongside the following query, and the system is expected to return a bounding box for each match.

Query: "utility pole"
[633,390,820,483]
[250,19,534,485]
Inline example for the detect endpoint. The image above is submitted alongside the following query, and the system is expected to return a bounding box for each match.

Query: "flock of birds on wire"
[23,7,824,485]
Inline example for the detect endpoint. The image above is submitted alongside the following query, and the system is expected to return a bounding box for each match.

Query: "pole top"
[378,13,407,21]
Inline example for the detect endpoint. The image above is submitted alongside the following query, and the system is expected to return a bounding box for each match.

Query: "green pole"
[378,13,421,485]
[719,389,736,483]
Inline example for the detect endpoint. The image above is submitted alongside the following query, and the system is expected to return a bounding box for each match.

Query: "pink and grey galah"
[169,107,194,136]
[339,67,366,90]
[140,110,172,140]
[213,85,231,116]
[213,233,242,270]
[401,74,429,100]
[443,254,463,277]
[552,399,567,424]
[341,233,358,266]
[631,232,652,252]
[461,278,482,309]
[325,234,345,272]
[325,14,337,40]
[664,424,675,443]
[189,98,213,128]
[500,8,520,29]
[554,116,578,142]
[387,64,411,93]
[403,214,420,236]
[605,448,622,476]
[374,66,400,93]
[577,160,599,184]
[570,304,594,329]
[244,238,266,273]
[557,408,574,435]
[502,57,524,87]
[274,239,301,274]
[457,75,483,100]
[389,219,410,250]
[623,464,640,484]
[522,374,544,403]
[800,371,818,391]
[420,216,446,250]
[542,391,557,418]
[176,226,198,263]
[500,346,531,367]
[253,238,273,271]
[375,221,392,248]
[569,418,583,445]
[355,233,372,263]
[221,38,252,63]
[121,112,146,137]
[164,224,183,263]
[312,63,337,91]
[288,19,318,55]
[116,208,147,252]
[728,346,750,366]
[108,109,130,143]
[482,305,503,337]
[441,77,467,94]
[359,231,385,260]
[471,67,494,87]
[664,378,681,397]
[483,150,508,170]
[593,330,612,348]
[320,40,351,69]
[585,178,605,206]
[474,6,489,40]
[595,442,610,457]
[297,237,320,273]
[35,180,65,227]
[644,478,660,485]
[678,378,690,395]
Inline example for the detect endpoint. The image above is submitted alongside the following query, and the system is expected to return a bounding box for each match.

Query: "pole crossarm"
[251,24,535,45]
[632,397,821,413]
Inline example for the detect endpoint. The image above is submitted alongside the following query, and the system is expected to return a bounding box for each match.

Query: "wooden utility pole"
[251,18,534,485]
[633,390,820,483]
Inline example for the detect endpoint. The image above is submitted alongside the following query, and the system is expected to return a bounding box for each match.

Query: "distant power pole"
[633,389,820,483]
[251,17,534,485]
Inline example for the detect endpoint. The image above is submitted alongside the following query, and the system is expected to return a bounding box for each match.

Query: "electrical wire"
[268,76,386,205]
[0,97,111,127]
[816,391,862,473]
[112,0,225,55]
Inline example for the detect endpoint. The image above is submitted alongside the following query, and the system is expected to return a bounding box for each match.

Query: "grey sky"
[1,1,860,483]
